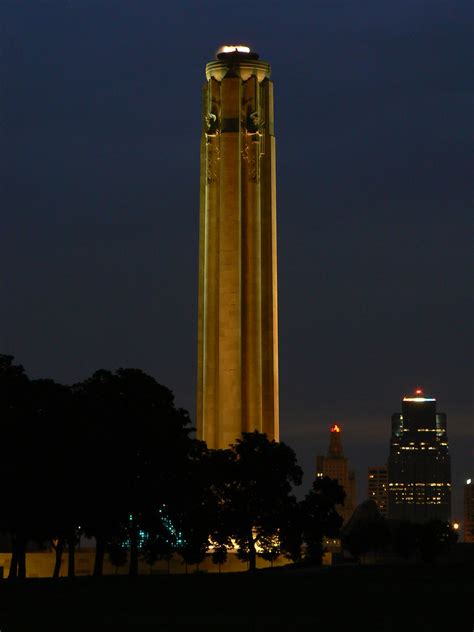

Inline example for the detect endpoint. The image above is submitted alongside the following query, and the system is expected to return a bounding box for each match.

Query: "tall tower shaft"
[197,45,279,449]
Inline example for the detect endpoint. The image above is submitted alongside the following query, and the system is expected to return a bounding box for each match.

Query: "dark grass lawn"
[0,561,472,632]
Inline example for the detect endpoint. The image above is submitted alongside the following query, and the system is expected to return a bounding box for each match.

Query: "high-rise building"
[316,424,356,524]
[387,388,451,523]
[196,45,279,449]
[464,478,474,543]
[368,466,388,517]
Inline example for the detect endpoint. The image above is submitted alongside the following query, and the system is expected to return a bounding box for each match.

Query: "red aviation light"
[330,424,341,433]
[415,388,423,395]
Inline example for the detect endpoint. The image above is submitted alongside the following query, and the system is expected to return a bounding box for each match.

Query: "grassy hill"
[0,549,472,631]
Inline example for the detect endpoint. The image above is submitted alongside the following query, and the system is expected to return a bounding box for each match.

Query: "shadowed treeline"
[0,355,458,579]
[0,354,346,579]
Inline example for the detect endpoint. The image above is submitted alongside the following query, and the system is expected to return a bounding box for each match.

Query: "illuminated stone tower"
[316,424,357,524]
[197,45,279,449]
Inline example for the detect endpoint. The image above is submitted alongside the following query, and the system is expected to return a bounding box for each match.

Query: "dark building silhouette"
[368,466,388,517]
[387,388,451,523]
[464,478,474,543]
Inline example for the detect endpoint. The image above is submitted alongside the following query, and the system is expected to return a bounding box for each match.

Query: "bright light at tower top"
[330,423,341,433]
[214,45,261,62]
[217,45,251,54]
[403,387,436,402]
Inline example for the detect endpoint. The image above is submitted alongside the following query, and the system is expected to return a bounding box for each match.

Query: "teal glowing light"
[126,506,184,549]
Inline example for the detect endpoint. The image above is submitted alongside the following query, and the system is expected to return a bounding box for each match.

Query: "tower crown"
[328,423,344,458]
[403,387,436,402]
[216,45,259,60]
[206,45,270,82]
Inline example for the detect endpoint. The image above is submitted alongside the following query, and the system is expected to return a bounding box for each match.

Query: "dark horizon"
[1,1,471,521]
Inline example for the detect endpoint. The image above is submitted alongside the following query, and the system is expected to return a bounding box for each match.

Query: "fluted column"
[197,47,279,449]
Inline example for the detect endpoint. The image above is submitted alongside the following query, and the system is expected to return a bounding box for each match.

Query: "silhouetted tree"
[279,497,304,563]
[211,544,228,573]
[141,529,173,574]
[0,359,77,579]
[106,536,128,575]
[341,499,391,561]
[258,533,280,567]
[28,378,78,579]
[301,476,345,565]
[0,355,31,579]
[227,432,303,571]
[173,442,217,573]
[392,519,458,563]
[418,520,458,563]
[73,367,195,576]
[392,520,419,560]
[206,448,236,566]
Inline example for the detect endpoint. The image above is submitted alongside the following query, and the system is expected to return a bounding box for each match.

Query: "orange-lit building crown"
[328,423,343,457]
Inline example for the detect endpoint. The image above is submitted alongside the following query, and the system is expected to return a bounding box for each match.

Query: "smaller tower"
[316,424,356,524]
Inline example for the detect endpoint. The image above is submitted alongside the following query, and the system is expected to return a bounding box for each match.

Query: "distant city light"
[403,397,436,402]
[452,522,460,530]
[467,479,472,485]
[330,423,341,433]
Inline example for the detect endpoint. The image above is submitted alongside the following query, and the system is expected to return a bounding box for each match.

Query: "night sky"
[1,1,471,520]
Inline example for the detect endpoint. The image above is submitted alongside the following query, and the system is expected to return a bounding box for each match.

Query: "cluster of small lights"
[124,507,184,550]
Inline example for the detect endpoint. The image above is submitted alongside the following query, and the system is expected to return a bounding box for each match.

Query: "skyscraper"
[368,466,388,517]
[197,45,279,449]
[387,388,451,523]
[316,424,356,524]
[463,478,474,543]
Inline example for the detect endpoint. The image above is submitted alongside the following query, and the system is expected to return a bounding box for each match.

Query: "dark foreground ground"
[0,555,472,632]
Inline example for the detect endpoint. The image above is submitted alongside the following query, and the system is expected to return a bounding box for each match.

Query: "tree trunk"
[17,539,26,580]
[93,536,106,577]
[248,534,257,572]
[9,534,27,579]
[129,522,139,576]
[67,536,75,578]
[52,538,64,578]
[8,535,17,580]
[248,549,256,572]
